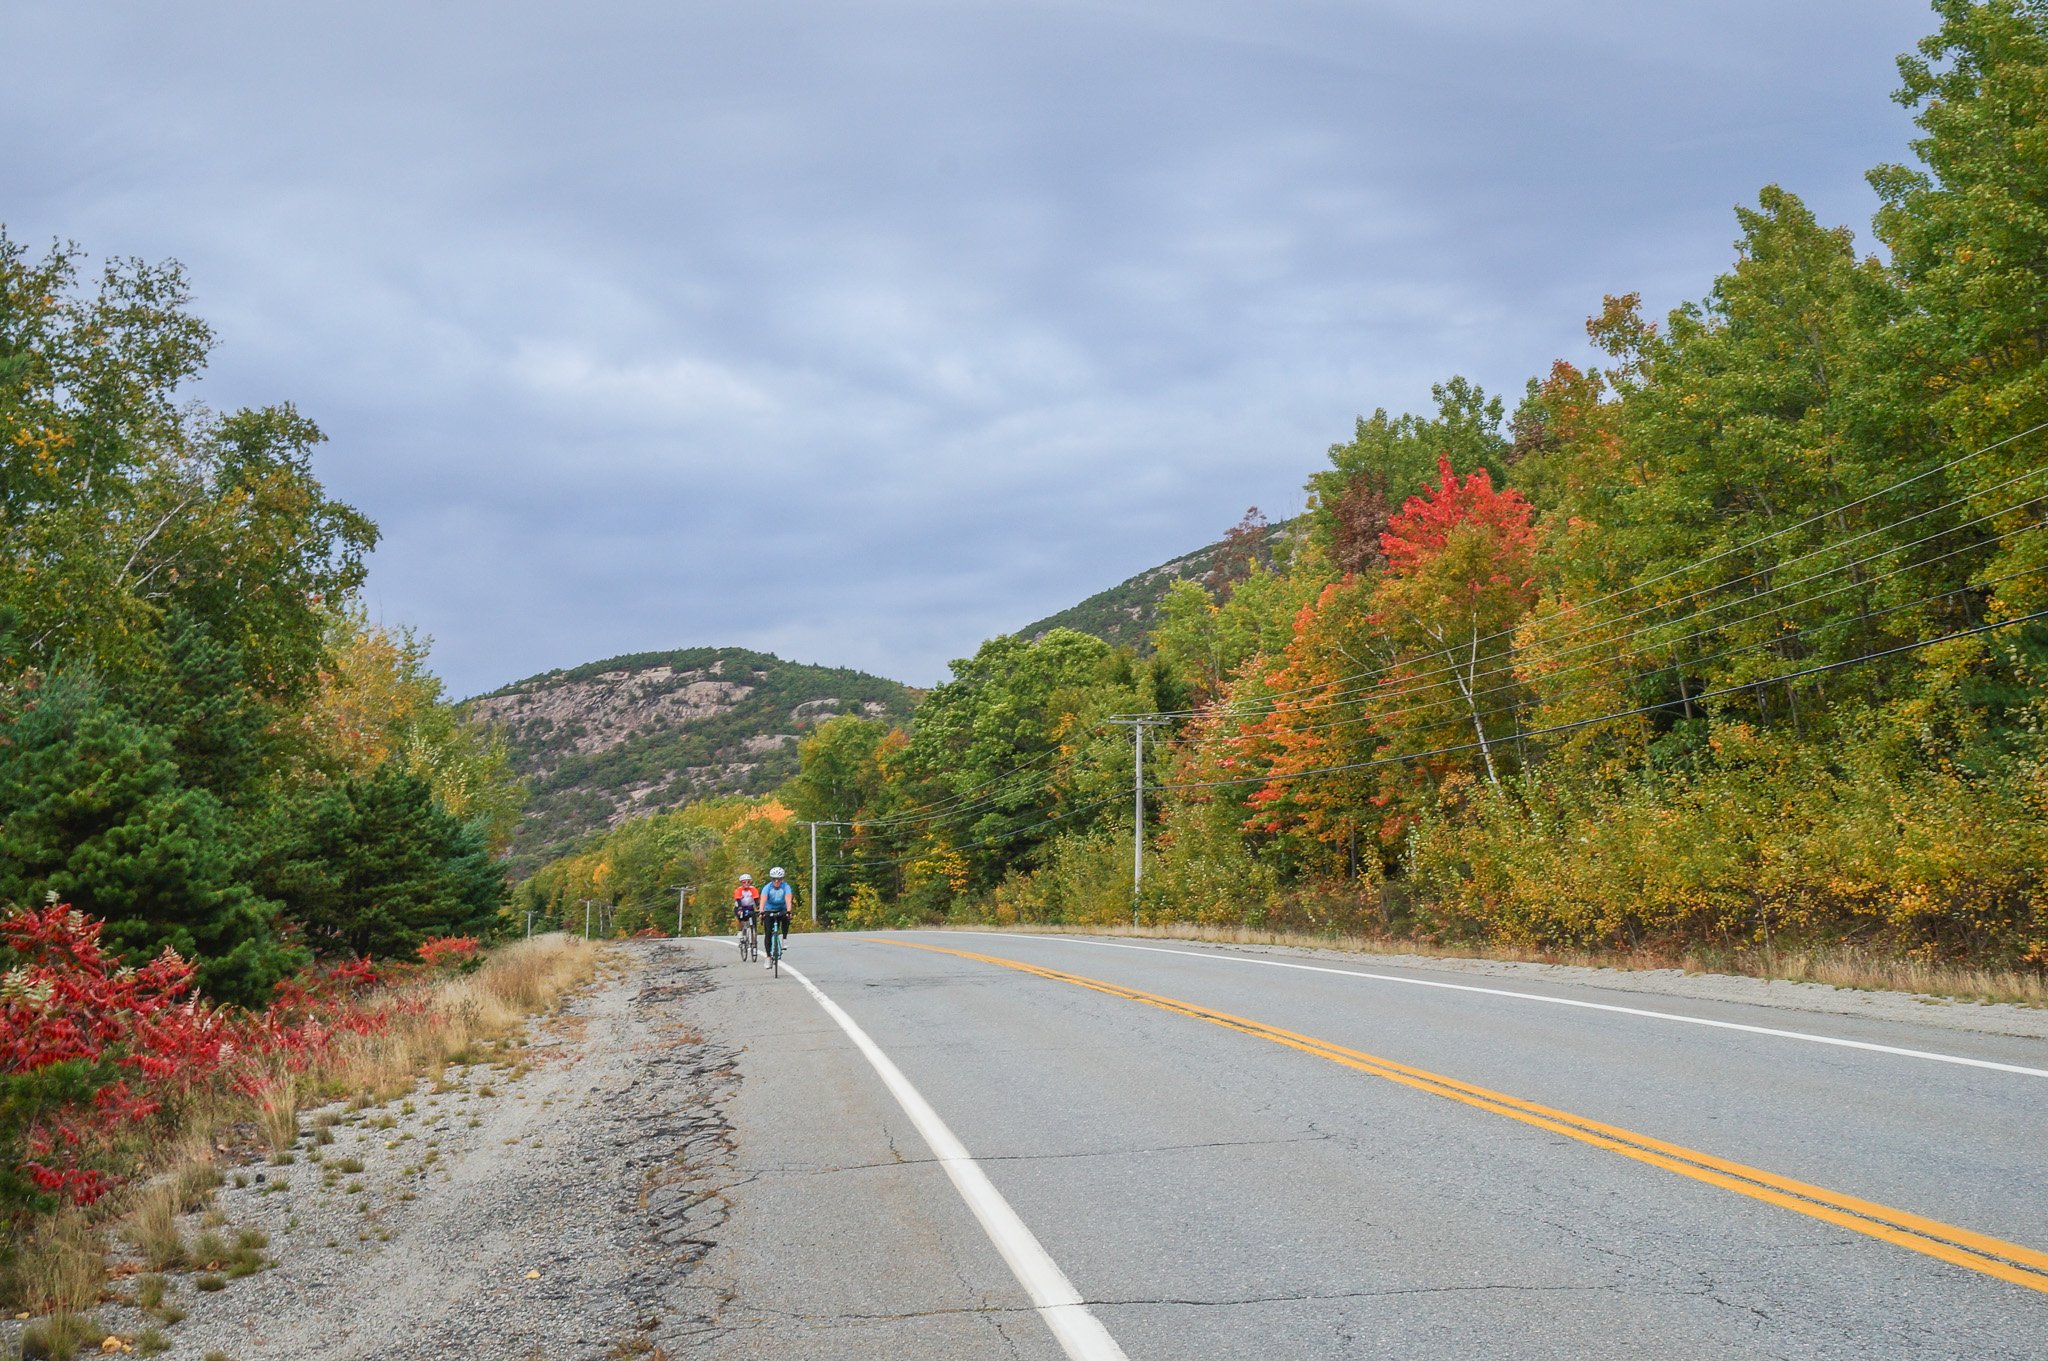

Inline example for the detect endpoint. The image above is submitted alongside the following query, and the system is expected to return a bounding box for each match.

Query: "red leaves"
[2,903,397,1210]
[415,935,480,969]
[1379,455,1536,580]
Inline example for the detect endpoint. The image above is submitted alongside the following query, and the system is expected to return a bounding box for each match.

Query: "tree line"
[530,2,2048,970]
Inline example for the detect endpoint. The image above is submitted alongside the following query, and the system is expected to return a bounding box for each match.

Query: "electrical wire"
[1118,422,2048,723]
[1147,606,2048,794]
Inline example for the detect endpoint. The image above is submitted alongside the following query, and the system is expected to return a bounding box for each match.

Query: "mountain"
[467,647,917,870]
[1016,516,1298,649]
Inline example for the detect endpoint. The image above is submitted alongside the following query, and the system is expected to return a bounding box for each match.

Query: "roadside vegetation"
[0,909,594,1353]
[529,3,2048,1001]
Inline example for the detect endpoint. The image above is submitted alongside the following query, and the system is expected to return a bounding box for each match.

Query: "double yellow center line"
[882,939,2048,1296]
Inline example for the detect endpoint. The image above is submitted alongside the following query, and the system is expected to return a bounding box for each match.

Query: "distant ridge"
[1016,516,1297,650]
[467,646,916,870]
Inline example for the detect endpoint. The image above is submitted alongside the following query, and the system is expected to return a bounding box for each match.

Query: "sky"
[5,0,1941,696]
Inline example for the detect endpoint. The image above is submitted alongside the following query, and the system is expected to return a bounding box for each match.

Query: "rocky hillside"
[468,647,916,870]
[1016,516,1298,649]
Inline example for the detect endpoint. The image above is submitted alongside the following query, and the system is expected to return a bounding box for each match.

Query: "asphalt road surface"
[679,930,2048,1360]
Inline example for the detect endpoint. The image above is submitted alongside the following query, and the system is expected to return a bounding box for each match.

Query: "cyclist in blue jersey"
[760,867,796,969]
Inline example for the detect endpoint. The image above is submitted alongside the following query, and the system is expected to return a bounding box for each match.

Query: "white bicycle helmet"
[738,872,753,882]
[769,867,785,878]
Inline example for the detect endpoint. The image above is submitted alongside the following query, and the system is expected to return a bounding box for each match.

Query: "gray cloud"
[7,0,1936,692]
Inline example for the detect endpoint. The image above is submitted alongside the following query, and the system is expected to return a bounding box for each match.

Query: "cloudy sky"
[7,1,1939,695]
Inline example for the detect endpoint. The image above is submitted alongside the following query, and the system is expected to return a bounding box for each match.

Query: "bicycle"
[763,914,787,978]
[736,916,758,963]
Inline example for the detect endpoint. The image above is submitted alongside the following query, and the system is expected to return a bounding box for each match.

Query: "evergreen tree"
[258,766,504,958]
[0,672,297,1005]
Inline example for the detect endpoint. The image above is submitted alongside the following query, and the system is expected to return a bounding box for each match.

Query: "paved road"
[676,930,2048,1360]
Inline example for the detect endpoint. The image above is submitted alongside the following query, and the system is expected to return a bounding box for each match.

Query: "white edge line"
[782,961,1130,1361]
[948,933,2048,1081]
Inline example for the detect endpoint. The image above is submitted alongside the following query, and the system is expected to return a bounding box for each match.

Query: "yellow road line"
[879,939,2048,1296]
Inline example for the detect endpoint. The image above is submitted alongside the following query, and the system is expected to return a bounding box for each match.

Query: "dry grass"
[309,932,600,1110]
[6,1210,103,1314]
[974,921,2048,1008]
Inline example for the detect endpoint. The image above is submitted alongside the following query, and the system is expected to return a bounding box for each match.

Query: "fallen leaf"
[525,1269,541,1280]
[100,1339,123,1354]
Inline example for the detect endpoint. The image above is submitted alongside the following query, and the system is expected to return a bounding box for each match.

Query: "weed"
[123,1189,187,1272]
[194,1273,227,1292]
[332,1156,365,1174]
[19,1312,99,1360]
[4,1210,102,1319]
[137,1328,171,1356]
[191,1230,229,1269]
[250,1064,300,1153]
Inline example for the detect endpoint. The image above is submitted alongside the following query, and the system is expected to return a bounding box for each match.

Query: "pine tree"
[0,672,297,1005]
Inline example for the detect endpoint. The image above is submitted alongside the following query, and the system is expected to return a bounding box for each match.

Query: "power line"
[1173,513,2048,752]
[1149,606,2048,795]
[1120,422,2048,723]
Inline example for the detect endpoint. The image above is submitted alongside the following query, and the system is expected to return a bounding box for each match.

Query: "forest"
[527,1,2048,973]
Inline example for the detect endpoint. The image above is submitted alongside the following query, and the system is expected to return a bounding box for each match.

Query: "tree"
[1873,0,2048,470]
[256,766,504,958]
[0,672,296,1005]
[900,629,1126,890]
[1204,507,1270,599]
[1305,377,1511,574]
[1367,457,1539,790]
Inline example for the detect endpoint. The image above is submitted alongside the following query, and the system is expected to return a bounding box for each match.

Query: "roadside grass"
[967,922,2048,1009]
[16,1310,98,1360]
[5,933,600,1343]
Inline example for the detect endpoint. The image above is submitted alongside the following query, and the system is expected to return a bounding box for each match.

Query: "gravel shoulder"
[89,944,740,1361]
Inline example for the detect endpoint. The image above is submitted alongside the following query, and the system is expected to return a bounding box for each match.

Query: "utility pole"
[797,822,835,924]
[1105,718,1168,927]
[664,884,694,937]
